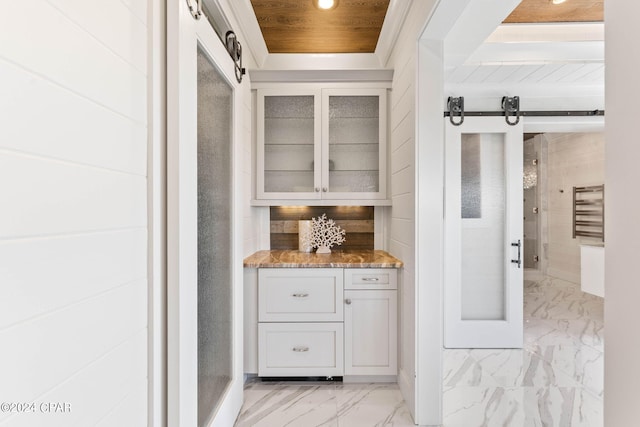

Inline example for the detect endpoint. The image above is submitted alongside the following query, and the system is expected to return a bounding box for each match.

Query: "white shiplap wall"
[386,2,438,421]
[0,0,149,425]
[389,50,417,415]
[242,84,258,256]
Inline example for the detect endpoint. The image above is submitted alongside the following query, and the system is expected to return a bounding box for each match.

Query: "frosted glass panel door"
[168,2,243,426]
[197,46,232,427]
[257,89,321,199]
[445,117,523,348]
[323,88,387,199]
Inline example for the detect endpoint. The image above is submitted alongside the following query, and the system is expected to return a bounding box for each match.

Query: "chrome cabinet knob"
[345,298,352,305]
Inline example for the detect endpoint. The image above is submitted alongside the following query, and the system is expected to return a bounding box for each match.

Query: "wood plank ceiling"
[504,0,604,23]
[249,0,603,55]
[250,0,390,54]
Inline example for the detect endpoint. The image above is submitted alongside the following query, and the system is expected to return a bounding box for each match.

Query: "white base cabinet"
[257,268,397,379]
[344,290,397,375]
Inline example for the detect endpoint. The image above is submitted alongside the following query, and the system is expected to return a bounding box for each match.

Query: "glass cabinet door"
[257,89,321,199]
[323,89,387,199]
[255,87,387,203]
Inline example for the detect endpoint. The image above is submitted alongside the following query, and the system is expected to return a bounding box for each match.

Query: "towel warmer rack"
[573,185,605,241]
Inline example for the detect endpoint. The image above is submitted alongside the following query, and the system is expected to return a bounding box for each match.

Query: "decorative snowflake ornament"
[301,213,346,254]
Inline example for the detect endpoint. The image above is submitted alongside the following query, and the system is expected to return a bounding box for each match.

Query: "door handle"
[511,240,521,268]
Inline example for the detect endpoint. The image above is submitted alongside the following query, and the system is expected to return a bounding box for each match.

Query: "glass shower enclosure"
[523,135,544,273]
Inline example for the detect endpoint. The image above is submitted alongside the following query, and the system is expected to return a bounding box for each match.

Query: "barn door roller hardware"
[447,96,465,126]
[186,0,246,83]
[444,96,604,124]
[187,0,203,19]
[225,31,246,83]
[502,96,520,126]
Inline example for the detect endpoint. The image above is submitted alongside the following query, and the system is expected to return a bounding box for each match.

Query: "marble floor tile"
[523,318,604,352]
[443,386,602,427]
[235,383,338,427]
[444,275,604,427]
[468,348,583,388]
[334,383,415,427]
[443,349,500,387]
[527,344,603,399]
[235,381,414,427]
[524,295,603,322]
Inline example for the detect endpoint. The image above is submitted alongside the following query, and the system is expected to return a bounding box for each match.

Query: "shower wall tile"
[545,132,605,283]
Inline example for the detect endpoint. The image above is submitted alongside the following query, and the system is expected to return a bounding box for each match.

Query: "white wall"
[389,51,418,270]
[388,19,418,424]
[604,1,640,425]
[545,132,605,283]
[0,0,149,426]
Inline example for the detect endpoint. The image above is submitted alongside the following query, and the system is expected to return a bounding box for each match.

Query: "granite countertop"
[243,249,403,268]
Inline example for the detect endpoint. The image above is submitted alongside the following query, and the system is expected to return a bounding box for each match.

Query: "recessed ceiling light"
[315,0,338,10]
[552,0,567,4]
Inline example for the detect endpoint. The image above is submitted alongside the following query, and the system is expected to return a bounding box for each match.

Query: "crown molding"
[487,22,604,43]
[261,53,387,70]
[375,0,413,66]
[250,69,394,83]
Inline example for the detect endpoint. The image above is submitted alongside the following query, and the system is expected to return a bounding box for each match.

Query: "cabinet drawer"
[258,323,344,377]
[259,269,343,322]
[344,268,397,290]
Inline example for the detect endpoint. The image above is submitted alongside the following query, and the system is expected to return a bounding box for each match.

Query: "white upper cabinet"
[255,85,389,205]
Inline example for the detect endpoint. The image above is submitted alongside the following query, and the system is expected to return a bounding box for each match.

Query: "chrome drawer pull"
[292,346,309,352]
[292,293,309,298]
[362,277,380,282]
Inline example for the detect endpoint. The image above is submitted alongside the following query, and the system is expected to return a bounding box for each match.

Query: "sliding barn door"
[444,117,524,348]
[168,1,243,425]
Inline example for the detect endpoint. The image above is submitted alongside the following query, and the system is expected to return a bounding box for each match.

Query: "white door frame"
[148,0,167,425]
[167,1,244,426]
[415,1,522,424]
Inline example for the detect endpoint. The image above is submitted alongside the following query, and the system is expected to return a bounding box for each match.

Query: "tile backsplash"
[270,206,374,251]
